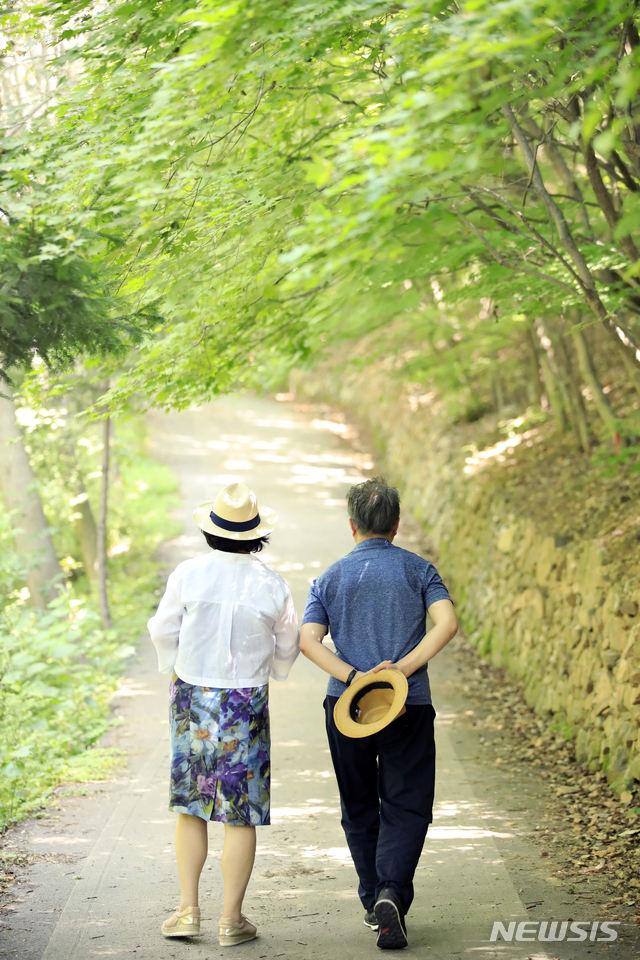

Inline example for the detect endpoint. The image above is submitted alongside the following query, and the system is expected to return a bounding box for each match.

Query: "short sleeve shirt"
[302,538,451,704]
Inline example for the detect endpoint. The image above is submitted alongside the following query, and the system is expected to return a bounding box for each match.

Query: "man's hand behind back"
[370,660,406,676]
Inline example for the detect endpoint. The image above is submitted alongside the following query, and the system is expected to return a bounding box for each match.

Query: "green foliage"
[1,0,639,451]
[14,376,179,578]
[0,221,163,385]
[0,412,178,830]
[3,0,638,410]
[0,509,27,611]
[591,443,640,477]
[0,595,129,827]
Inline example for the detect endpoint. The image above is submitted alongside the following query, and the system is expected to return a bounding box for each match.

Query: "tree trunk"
[570,325,620,439]
[584,142,639,263]
[525,326,545,407]
[492,370,505,415]
[555,332,592,453]
[71,485,98,581]
[523,117,591,231]
[97,416,113,630]
[534,320,568,433]
[0,391,63,607]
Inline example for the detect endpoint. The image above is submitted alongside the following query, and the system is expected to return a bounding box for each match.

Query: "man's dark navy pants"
[324,697,436,915]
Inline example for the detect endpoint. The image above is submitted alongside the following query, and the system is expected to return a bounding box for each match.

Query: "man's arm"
[372,598,458,677]
[300,623,366,684]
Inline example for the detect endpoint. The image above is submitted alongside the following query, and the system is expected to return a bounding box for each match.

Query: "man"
[300,478,458,950]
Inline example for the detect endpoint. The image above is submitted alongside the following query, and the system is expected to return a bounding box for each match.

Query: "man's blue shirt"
[302,538,451,704]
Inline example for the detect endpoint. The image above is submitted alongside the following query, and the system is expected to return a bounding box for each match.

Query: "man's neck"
[353,533,394,545]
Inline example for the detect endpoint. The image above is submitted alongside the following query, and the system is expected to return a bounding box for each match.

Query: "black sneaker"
[374,887,408,950]
[364,909,379,931]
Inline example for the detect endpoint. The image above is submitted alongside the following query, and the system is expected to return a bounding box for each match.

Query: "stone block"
[624,683,640,712]
[620,720,640,748]
[615,658,632,684]
[587,736,601,761]
[620,599,639,618]
[606,747,629,782]
[625,755,640,780]
[565,553,578,586]
[515,521,536,564]
[512,588,545,621]
[576,540,604,608]
[574,649,596,691]
[566,694,583,725]
[593,671,613,715]
[623,626,640,659]
[611,687,626,718]
[602,649,621,669]
[497,524,517,553]
[569,625,584,649]
[577,607,592,628]
[575,728,588,762]
[536,536,557,586]
[604,592,622,615]
[602,610,628,653]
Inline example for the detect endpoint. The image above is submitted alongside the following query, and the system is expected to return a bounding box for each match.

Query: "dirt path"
[1,395,639,960]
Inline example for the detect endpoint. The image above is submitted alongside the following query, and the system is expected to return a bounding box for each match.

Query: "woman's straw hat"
[334,669,409,738]
[193,482,278,540]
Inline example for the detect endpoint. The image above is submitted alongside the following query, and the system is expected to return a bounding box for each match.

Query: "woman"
[148,482,299,945]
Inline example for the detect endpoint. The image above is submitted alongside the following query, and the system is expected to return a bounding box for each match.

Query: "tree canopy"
[2,0,640,407]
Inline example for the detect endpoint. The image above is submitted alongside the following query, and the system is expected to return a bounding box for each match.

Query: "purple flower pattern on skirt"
[168,674,270,825]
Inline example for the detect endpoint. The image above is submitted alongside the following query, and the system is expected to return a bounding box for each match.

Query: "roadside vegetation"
[0,377,177,830]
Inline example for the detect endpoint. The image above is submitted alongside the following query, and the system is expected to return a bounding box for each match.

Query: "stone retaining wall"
[291,362,640,792]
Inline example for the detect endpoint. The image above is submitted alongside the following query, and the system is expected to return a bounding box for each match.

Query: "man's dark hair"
[202,532,270,553]
[346,477,400,536]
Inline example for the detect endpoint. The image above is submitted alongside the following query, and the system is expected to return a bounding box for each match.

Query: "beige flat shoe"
[162,905,201,937]
[219,914,257,946]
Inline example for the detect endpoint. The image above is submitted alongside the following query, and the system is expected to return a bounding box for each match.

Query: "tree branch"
[584,141,639,262]
[523,116,591,229]
[326,92,365,111]
[503,102,640,368]
[466,195,522,235]
[545,99,576,125]
[452,205,577,293]
[469,184,585,287]
[503,104,599,293]
[611,150,640,192]
[623,140,640,158]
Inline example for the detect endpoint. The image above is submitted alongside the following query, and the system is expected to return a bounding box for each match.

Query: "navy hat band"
[210,510,261,533]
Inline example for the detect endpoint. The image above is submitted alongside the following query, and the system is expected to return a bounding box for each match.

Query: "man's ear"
[349,518,358,538]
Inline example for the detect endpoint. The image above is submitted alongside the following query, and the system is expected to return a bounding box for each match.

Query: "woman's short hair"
[347,477,400,536]
[202,531,270,553]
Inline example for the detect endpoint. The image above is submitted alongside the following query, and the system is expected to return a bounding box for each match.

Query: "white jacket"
[148,551,300,687]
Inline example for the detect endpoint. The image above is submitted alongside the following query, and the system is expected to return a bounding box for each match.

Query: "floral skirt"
[168,674,270,825]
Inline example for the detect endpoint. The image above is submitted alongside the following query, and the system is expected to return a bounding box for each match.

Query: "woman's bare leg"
[220,824,256,921]
[175,813,208,909]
